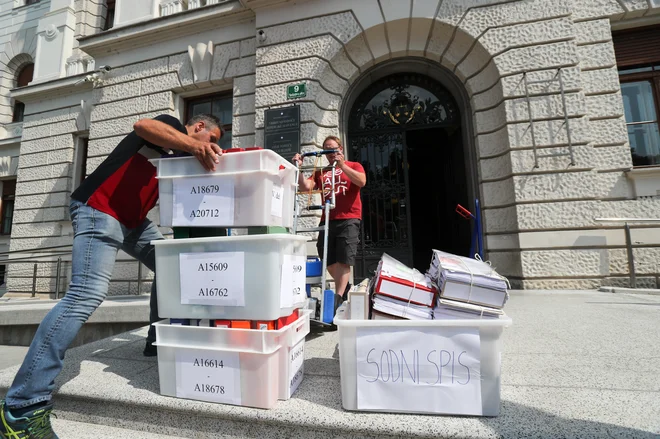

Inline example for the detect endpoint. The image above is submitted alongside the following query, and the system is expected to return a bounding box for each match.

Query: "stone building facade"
[2,0,660,296]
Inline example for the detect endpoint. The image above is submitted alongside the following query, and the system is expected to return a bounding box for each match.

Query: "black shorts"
[316,219,361,266]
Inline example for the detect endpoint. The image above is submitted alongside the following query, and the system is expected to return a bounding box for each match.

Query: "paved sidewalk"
[0,290,658,438]
[0,346,28,370]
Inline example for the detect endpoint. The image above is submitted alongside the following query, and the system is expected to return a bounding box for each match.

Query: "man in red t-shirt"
[1,114,222,439]
[293,136,366,302]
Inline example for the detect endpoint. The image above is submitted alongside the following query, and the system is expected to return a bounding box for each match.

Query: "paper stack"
[429,250,509,320]
[371,253,436,320]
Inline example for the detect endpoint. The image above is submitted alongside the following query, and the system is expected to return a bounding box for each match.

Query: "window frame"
[104,0,116,31]
[619,67,660,167]
[12,63,34,123]
[184,92,233,149]
[0,180,16,236]
[72,136,89,190]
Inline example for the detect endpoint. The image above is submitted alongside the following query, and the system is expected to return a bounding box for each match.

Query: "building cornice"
[11,74,93,103]
[78,1,254,58]
[610,14,660,32]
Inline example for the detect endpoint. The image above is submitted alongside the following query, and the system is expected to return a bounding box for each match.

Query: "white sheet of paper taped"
[355,327,482,415]
[271,184,283,218]
[179,252,245,306]
[172,176,234,226]
[289,339,305,397]
[175,347,241,405]
[280,255,306,308]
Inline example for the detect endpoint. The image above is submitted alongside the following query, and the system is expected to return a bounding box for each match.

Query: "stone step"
[1,291,658,439]
[52,418,180,439]
[0,295,150,347]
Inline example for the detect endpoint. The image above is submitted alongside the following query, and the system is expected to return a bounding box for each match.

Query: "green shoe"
[0,400,58,439]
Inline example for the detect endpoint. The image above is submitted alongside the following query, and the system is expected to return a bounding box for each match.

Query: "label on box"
[271,184,283,218]
[355,327,482,415]
[280,255,306,308]
[172,176,234,226]
[179,252,245,306]
[289,339,305,397]
[175,347,241,405]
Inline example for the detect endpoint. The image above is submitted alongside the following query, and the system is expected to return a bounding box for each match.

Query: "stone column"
[32,0,77,83]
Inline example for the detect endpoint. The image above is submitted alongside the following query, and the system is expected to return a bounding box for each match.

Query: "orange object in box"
[230,320,251,329]
[253,320,276,330]
[213,320,231,328]
[277,309,299,329]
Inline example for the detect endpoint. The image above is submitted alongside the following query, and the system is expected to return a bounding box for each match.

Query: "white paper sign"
[179,252,245,306]
[356,327,482,415]
[271,184,283,218]
[289,339,305,397]
[175,347,241,405]
[172,176,234,226]
[280,255,306,308]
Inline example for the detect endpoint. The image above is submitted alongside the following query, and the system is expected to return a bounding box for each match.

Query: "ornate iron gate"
[348,73,459,279]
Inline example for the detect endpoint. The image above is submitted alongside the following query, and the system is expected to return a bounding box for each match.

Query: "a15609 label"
[179,252,245,306]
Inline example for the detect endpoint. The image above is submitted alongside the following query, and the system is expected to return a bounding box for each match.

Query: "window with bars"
[185,93,233,150]
[614,26,660,167]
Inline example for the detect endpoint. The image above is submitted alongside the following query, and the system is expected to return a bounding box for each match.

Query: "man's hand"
[333,150,346,169]
[292,153,302,166]
[193,141,223,171]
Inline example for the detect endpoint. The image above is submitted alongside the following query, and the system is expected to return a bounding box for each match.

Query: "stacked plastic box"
[335,252,513,417]
[150,149,310,409]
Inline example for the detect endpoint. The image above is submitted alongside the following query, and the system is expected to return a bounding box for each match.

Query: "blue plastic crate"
[306,258,322,277]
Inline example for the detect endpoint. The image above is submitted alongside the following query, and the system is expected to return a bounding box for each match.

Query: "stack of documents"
[371,253,437,320]
[428,250,509,320]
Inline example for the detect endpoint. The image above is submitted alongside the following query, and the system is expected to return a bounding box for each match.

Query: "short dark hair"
[186,113,224,134]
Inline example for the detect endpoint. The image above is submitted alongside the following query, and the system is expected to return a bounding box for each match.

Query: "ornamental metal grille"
[347,73,460,279]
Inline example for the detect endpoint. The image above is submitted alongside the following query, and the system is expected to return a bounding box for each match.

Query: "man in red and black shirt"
[1,114,222,437]
[293,135,366,303]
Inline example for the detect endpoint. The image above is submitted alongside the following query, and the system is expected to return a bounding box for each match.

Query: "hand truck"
[292,150,337,328]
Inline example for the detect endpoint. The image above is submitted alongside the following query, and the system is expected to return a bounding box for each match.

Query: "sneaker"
[143,341,157,357]
[0,400,58,439]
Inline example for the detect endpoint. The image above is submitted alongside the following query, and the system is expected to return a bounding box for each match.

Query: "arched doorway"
[348,72,473,278]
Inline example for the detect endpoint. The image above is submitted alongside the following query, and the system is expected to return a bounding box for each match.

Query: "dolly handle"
[302,150,334,158]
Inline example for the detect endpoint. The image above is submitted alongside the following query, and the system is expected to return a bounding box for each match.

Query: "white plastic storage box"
[152,234,308,320]
[150,149,298,228]
[277,310,310,400]
[153,310,311,409]
[334,304,512,416]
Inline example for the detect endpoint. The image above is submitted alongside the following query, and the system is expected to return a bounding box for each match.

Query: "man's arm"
[133,118,221,171]
[333,150,366,187]
[340,163,366,187]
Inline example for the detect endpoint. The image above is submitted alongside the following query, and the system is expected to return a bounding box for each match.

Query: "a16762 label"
[179,252,245,306]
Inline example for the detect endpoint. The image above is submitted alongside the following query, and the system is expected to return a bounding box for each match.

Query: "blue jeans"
[5,200,163,409]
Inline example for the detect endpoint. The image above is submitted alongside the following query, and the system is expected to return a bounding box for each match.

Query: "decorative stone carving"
[160,0,187,17]
[66,56,96,76]
[188,0,202,9]
[188,40,214,83]
[44,24,58,41]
